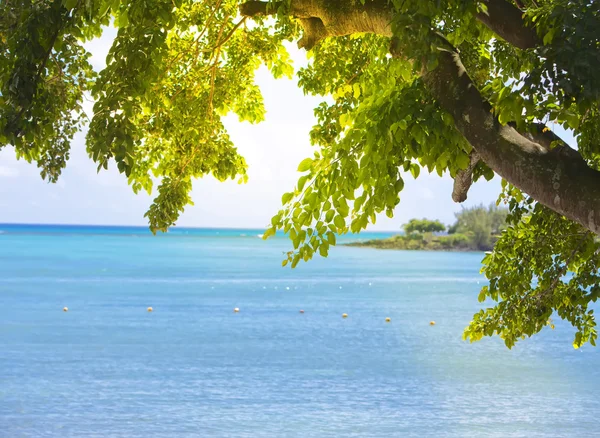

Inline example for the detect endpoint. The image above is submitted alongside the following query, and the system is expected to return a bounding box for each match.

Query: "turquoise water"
[0,224,598,437]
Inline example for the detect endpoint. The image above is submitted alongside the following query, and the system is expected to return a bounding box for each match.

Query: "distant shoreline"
[344,234,492,252]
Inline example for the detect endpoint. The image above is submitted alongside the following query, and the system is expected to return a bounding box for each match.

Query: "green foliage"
[451,204,508,251]
[1,0,297,232]
[403,218,446,234]
[3,0,600,347]
[464,184,599,349]
[0,0,99,181]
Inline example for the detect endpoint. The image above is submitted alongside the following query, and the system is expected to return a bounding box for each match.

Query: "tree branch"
[239,0,281,17]
[419,38,600,234]
[240,0,392,49]
[240,0,540,51]
[452,151,480,203]
[475,0,539,50]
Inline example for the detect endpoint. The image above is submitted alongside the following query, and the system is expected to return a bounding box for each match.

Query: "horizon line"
[0,222,400,232]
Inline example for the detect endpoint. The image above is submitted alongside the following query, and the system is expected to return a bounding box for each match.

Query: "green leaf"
[262,227,276,240]
[297,158,313,172]
[410,164,420,179]
[281,192,294,204]
[326,231,337,245]
[455,153,470,170]
[298,175,309,191]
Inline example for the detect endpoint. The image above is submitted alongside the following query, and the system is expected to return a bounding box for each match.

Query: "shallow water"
[0,225,598,437]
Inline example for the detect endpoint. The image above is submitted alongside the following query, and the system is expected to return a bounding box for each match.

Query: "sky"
[0,27,574,230]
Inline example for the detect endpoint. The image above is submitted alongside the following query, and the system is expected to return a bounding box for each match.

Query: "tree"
[403,218,446,234]
[2,0,600,348]
[451,204,507,250]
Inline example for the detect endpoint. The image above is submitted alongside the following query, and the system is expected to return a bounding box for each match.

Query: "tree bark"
[475,0,540,50]
[240,0,539,50]
[452,152,480,203]
[420,44,600,233]
[240,0,600,234]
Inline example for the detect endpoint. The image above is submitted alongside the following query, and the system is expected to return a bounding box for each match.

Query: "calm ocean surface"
[1,224,599,437]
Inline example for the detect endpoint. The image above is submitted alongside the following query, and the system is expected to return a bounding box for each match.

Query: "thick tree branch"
[419,40,600,233]
[475,0,540,50]
[240,0,540,51]
[240,0,392,49]
[509,122,569,151]
[452,123,568,203]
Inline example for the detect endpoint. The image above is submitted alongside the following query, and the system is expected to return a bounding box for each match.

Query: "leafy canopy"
[2,0,600,348]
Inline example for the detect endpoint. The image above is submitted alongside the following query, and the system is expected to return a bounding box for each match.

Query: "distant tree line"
[446,204,508,250]
[394,204,508,251]
[402,219,446,234]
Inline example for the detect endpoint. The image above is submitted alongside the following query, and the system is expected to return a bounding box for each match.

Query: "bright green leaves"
[464,184,600,349]
[84,0,296,232]
[266,44,294,79]
[2,0,297,233]
[281,192,294,205]
[333,215,346,230]
[266,32,473,268]
[409,163,420,179]
[297,158,313,172]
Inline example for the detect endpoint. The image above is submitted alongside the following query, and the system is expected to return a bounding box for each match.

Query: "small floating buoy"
[299,310,305,314]
[63,307,68,312]
[286,286,290,290]
[147,307,153,312]
[429,321,436,326]
[385,317,391,323]
[234,307,240,313]
[342,313,348,318]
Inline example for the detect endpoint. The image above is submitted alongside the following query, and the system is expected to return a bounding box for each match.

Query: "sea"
[1,224,599,437]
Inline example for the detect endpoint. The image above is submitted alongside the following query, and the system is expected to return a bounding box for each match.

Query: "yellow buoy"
[234,307,240,313]
[385,317,391,323]
[147,307,153,312]
[429,321,436,326]
[63,307,68,312]
[342,313,348,318]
